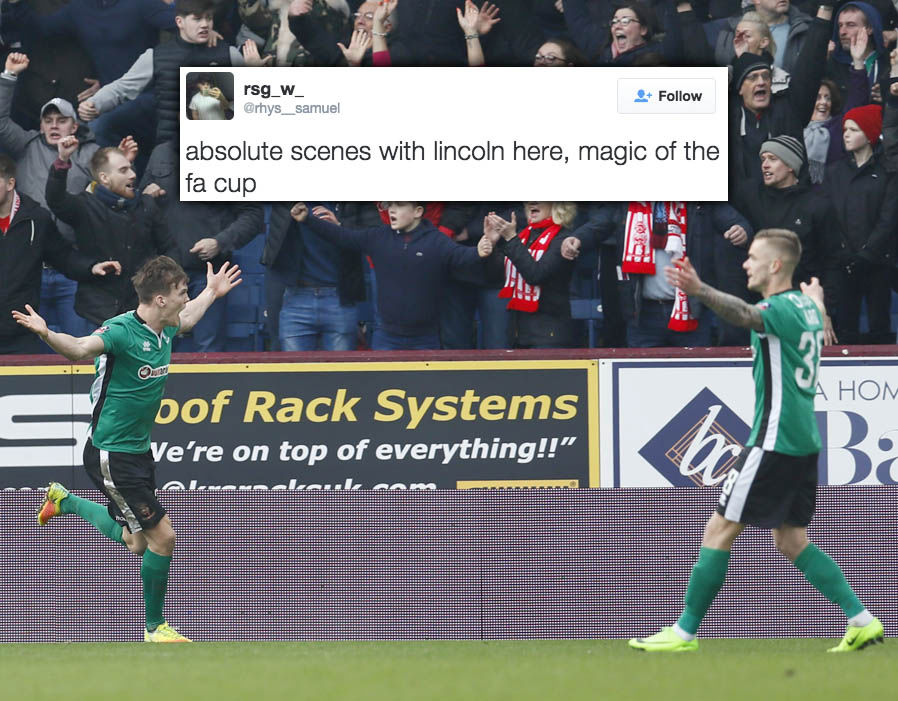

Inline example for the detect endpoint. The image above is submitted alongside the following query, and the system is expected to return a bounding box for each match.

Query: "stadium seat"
[225,273,265,351]
[231,232,266,277]
[570,298,604,348]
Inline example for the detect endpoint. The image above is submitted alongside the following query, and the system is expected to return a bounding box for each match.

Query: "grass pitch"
[1,639,893,701]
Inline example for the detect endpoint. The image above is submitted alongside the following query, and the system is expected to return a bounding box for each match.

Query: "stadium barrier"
[1,487,894,642]
[1,348,895,640]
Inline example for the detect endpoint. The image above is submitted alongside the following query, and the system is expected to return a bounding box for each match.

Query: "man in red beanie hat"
[823,102,898,343]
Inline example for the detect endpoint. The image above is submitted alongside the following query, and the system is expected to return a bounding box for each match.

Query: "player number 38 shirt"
[746,290,823,456]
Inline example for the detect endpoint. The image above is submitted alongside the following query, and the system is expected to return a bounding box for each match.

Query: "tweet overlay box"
[179,67,728,202]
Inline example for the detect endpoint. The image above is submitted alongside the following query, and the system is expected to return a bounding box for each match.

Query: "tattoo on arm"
[696,283,764,331]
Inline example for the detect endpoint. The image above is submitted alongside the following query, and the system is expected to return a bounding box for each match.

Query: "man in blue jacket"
[290,201,492,350]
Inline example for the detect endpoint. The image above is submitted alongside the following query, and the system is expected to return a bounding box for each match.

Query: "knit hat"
[40,97,76,120]
[843,104,883,145]
[760,135,806,175]
[732,52,771,91]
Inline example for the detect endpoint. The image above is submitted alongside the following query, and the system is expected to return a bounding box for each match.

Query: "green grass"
[1,639,894,701]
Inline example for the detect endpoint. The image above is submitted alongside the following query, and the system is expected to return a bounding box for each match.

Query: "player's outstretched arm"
[178,261,242,334]
[665,256,764,332]
[800,276,838,344]
[11,304,105,361]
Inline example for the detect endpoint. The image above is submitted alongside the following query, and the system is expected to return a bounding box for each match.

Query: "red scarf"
[0,190,20,235]
[498,218,561,312]
[621,202,697,332]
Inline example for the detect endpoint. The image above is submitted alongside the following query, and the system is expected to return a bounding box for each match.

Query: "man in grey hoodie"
[0,51,99,337]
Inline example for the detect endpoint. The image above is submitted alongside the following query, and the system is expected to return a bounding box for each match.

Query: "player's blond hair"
[754,228,801,272]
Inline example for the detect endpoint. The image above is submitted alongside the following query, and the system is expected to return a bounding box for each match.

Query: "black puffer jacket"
[824,150,898,266]
[0,192,96,339]
[732,178,842,309]
[45,162,177,325]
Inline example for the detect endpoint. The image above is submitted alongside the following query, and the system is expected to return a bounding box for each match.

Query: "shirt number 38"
[795,330,824,390]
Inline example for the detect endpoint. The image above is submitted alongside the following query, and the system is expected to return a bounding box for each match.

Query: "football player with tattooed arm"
[628,228,883,653]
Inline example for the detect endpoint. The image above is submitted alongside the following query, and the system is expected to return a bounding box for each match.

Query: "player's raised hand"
[57,135,79,161]
[665,255,702,295]
[822,314,838,345]
[206,261,242,299]
[799,276,837,344]
[5,52,29,75]
[11,304,49,339]
[799,276,825,307]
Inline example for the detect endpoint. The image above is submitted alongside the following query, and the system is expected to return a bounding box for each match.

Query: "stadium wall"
[1,487,895,642]
[1,349,895,641]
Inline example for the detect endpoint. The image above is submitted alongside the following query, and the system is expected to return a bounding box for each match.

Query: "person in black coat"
[0,154,120,354]
[824,104,898,343]
[728,6,832,189]
[140,141,263,351]
[46,137,177,326]
[731,134,841,342]
[481,203,577,348]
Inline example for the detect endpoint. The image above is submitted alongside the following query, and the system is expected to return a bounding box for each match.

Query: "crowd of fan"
[0,0,897,353]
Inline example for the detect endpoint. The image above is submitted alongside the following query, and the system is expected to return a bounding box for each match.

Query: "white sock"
[847,610,874,627]
[672,623,696,641]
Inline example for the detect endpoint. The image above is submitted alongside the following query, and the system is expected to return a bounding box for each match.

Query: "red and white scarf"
[0,190,21,235]
[498,218,561,312]
[622,201,697,332]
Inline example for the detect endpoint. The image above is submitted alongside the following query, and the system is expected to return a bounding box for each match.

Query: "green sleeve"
[92,321,130,354]
[758,295,795,339]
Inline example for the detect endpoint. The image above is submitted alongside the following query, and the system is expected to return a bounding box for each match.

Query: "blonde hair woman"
[480,202,578,348]
[733,12,790,93]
